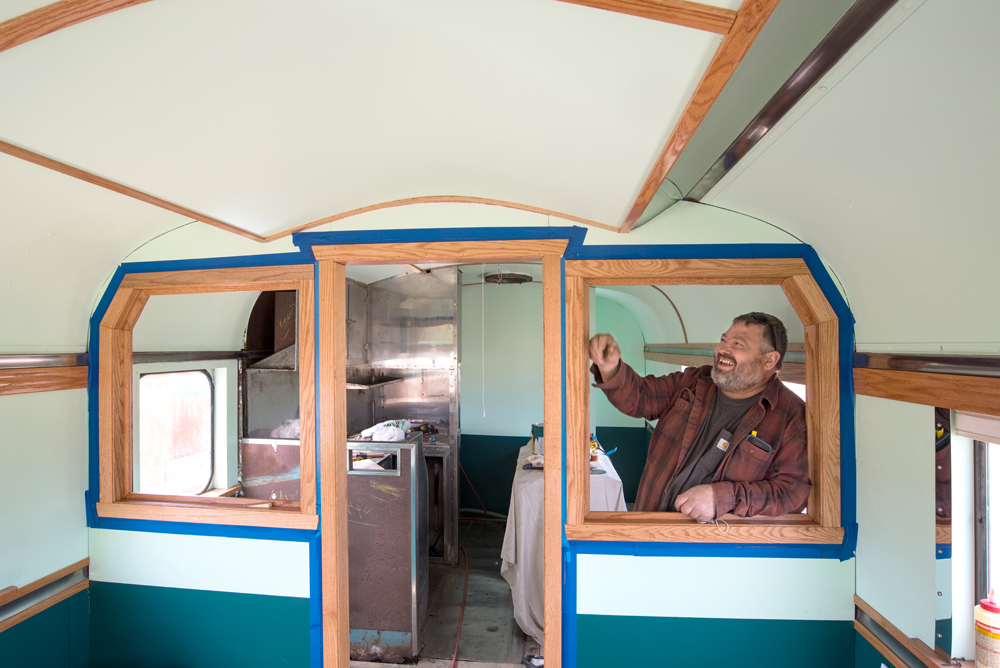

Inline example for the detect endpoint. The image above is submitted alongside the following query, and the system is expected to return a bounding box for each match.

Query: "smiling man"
[589,312,810,521]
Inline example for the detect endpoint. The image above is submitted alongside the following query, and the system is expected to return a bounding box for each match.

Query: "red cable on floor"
[450,545,470,668]
[459,462,489,519]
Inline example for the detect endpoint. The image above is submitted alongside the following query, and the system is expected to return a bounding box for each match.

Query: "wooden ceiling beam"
[0,0,153,54]
[0,139,265,241]
[554,0,736,34]
[262,195,620,241]
[619,0,780,233]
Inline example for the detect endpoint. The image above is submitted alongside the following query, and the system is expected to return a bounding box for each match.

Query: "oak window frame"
[564,258,844,544]
[311,239,567,668]
[95,265,318,530]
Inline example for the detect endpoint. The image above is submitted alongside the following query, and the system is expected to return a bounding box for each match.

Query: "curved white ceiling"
[0,0,724,235]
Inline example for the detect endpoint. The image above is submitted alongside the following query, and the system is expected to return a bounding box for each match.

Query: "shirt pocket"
[723,439,776,482]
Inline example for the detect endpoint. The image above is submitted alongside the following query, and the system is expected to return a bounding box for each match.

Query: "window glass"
[138,371,214,495]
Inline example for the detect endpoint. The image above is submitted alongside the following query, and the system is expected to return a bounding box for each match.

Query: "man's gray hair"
[732,312,788,370]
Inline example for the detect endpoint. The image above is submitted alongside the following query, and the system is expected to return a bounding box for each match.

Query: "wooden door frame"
[314,239,568,668]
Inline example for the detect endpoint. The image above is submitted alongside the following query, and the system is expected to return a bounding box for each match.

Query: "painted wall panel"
[951,435,975,658]
[0,590,89,668]
[460,281,543,438]
[0,152,184,353]
[592,296,644,429]
[856,395,935,645]
[706,0,1000,349]
[88,529,310,598]
[132,292,259,352]
[577,554,855,621]
[578,615,853,668]
[90,581,309,668]
[0,390,88,590]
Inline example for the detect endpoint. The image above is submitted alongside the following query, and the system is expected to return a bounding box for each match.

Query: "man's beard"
[711,353,768,394]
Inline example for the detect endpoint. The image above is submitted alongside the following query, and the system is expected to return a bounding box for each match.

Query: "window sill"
[565,512,844,544]
[96,499,318,530]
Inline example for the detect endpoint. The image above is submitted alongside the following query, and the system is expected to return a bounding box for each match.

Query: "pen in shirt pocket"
[746,431,773,452]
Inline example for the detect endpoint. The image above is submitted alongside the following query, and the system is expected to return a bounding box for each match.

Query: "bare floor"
[350,518,542,668]
[420,519,525,664]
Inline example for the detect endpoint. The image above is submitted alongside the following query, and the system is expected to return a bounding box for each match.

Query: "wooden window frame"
[564,258,844,544]
[95,265,318,530]
[312,239,567,668]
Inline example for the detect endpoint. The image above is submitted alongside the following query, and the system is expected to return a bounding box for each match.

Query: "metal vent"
[483,272,532,285]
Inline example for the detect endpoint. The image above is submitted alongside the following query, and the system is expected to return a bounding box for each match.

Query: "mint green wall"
[856,396,935,645]
[593,296,644,429]
[0,390,88,591]
[460,278,543,438]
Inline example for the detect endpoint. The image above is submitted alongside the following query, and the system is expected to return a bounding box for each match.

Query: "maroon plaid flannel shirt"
[593,362,810,517]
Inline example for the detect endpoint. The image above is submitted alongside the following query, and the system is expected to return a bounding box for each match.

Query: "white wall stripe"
[576,554,855,621]
[89,529,310,598]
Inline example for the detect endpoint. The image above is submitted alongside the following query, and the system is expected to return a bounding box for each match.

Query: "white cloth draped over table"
[500,442,627,646]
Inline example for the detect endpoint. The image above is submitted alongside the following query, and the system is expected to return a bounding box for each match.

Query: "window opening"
[138,370,214,495]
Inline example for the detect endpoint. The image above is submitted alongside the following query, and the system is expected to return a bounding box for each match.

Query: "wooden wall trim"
[0,140,264,242]
[318,260,350,668]
[541,254,563,668]
[0,580,89,635]
[565,257,810,281]
[0,558,90,634]
[0,365,87,396]
[312,239,571,264]
[553,0,735,34]
[565,521,844,543]
[119,265,312,295]
[298,279,317,515]
[619,0,782,232]
[0,0,152,54]
[565,275,590,527]
[3,558,88,604]
[854,596,945,668]
[854,367,1000,417]
[96,501,318,529]
[854,620,908,668]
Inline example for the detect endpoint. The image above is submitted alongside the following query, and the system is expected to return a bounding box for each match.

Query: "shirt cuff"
[590,361,624,389]
[712,482,735,518]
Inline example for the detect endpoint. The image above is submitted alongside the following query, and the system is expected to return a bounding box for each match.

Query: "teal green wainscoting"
[0,589,90,668]
[935,618,951,656]
[855,628,897,667]
[459,434,528,516]
[595,426,649,505]
[90,582,308,668]
[576,615,854,667]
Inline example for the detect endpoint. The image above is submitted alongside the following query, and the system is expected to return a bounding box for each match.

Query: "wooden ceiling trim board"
[619,0,781,233]
[0,0,153,54]
[554,0,736,34]
[264,196,620,241]
[0,139,265,241]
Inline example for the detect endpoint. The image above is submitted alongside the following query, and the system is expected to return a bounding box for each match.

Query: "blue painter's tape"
[292,226,588,251]
[936,544,952,560]
[92,517,316,542]
[310,536,323,668]
[314,263,322,512]
[119,251,313,275]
